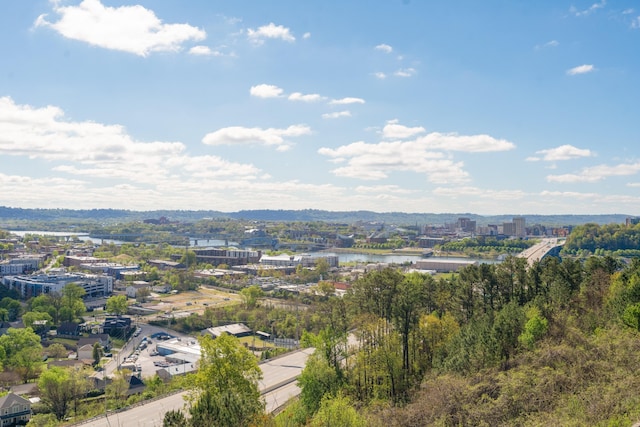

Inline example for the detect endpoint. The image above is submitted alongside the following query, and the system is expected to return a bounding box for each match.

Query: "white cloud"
[329,97,366,105]
[433,186,526,201]
[530,144,594,161]
[250,84,284,98]
[375,44,393,53]
[288,92,325,102]
[394,68,416,77]
[202,124,311,151]
[547,162,640,183]
[355,185,414,195]
[572,0,606,16]
[567,64,595,75]
[303,32,311,39]
[34,0,205,57]
[322,111,352,119]
[632,16,640,29]
[247,23,295,44]
[189,45,221,56]
[0,96,261,187]
[535,40,559,50]
[318,126,514,182]
[373,72,387,79]
[414,132,515,152]
[382,119,425,140]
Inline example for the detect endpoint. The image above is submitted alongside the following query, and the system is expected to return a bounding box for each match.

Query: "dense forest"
[275,255,640,426]
[564,222,640,257]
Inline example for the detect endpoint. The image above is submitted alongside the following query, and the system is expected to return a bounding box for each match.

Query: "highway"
[79,347,314,427]
[517,238,564,266]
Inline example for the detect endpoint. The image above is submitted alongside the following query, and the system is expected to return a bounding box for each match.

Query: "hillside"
[0,206,631,228]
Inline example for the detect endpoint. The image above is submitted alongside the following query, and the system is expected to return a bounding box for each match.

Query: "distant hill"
[0,206,632,227]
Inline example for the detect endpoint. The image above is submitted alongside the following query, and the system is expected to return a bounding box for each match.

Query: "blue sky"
[1,0,639,215]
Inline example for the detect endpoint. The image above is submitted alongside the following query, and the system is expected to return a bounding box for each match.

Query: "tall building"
[513,216,526,238]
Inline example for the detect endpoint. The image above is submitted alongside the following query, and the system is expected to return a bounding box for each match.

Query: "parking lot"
[119,331,187,379]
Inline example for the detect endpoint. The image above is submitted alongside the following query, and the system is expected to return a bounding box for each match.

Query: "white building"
[259,254,338,268]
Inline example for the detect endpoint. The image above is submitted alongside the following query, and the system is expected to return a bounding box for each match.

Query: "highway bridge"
[517,238,564,266]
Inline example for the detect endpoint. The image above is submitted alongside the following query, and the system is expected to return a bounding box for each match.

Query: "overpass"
[517,238,564,266]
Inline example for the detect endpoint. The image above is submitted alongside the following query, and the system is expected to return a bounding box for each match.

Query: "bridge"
[517,238,564,266]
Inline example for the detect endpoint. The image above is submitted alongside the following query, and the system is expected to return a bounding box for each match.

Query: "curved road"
[80,347,314,427]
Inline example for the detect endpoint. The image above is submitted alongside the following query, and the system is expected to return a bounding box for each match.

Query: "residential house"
[0,393,31,426]
[126,375,146,396]
[56,322,80,338]
[126,281,150,299]
[77,344,95,362]
[77,334,111,351]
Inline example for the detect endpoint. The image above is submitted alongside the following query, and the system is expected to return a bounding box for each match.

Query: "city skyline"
[1,0,640,215]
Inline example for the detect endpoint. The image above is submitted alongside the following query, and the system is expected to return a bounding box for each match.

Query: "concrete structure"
[517,238,564,266]
[0,257,42,276]
[156,337,201,357]
[0,393,31,427]
[1,273,113,299]
[202,323,252,339]
[156,363,197,381]
[260,253,338,268]
[191,248,261,266]
[63,256,107,268]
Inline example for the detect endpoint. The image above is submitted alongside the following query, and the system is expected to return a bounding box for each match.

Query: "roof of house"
[0,393,30,408]
[57,322,80,335]
[203,323,252,337]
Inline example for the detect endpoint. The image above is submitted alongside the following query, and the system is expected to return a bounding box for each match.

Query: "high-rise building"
[513,216,526,238]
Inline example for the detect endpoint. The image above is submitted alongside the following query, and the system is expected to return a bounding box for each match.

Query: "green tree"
[518,306,549,349]
[105,295,129,315]
[22,311,53,336]
[163,409,188,427]
[0,297,22,322]
[622,302,640,331]
[188,334,264,426]
[239,285,264,309]
[309,393,367,427]
[106,370,130,406]
[38,366,73,420]
[46,343,68,359]
[92,342,103,366]
[0,327,44,382]
[298,351,342,417]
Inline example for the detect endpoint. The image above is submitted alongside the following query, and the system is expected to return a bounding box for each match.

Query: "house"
[126,281,150,299]
[77,334,111,351]
[126,375,146,396]
[102,317,132,337]
[77,344,95,362]
[0,393,31,426]
[56,322,80,338]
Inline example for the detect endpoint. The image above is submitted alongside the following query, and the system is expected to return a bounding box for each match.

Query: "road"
[79,347,314,427]
[517,238,564,266]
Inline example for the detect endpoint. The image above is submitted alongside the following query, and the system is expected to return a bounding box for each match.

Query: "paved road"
[80,347,314,427]
[517,238,564,266]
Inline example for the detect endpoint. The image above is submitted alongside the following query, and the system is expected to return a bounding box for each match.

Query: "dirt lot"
[143,286,242,319]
